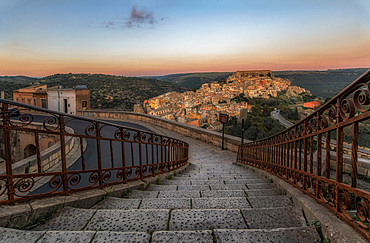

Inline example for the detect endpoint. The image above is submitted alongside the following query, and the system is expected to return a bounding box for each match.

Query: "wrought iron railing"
[237,69,370,240]
[0,99,188,205]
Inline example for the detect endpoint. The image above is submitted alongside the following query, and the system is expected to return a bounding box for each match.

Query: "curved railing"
[237,69,370,240]
[0,99,189,205]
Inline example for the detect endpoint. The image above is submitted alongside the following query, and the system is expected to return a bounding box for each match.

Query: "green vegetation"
[41,73,190,110]
[274,68,367,98]
[152,72,232,89]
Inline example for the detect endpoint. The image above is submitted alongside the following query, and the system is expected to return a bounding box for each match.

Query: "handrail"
[237,69,370,241]
[0,99,189,205]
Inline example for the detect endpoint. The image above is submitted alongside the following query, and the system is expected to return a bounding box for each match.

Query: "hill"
[273,68,368,98]
[152,72,232,89]
[0,76,39,84]
[41,73,190,110]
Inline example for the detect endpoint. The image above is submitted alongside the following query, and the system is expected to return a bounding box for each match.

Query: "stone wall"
[0,123,60,163]
[0,124,76,175]
[77,110,250,153]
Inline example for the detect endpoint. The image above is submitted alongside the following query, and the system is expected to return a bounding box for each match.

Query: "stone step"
[192,197,251,209]
[129,190,159,199]
[152,230,213,243]
[91,198,141,210]
[248,196,293,208]
[34,207,96,231]
[140,198,191,209]
[211,184,247,190]
[214,227,320,243]
[242,207,306,229]
[159,190,201,198]
[35,207,169,232]
[177,185,211,191]
[85,209,169,232]
[169,209,248,231]
[245,189,282,197]
[173,176,263,180]
[201,190,246,198]
[146,184,178,191]
[0,227,151,243]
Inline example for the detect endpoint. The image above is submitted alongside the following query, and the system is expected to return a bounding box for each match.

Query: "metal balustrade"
[0,99,189,205]
[237,69,370,240]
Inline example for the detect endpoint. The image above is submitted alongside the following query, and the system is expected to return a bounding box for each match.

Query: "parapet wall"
[77,110,249,152]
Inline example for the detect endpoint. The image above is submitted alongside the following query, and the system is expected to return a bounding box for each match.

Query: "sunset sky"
[1,0,369,77]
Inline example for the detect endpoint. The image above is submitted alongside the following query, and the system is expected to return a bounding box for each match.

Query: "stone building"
[13,84,48,108]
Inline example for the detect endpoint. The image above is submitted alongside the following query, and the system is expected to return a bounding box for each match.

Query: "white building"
[47,85,90,115]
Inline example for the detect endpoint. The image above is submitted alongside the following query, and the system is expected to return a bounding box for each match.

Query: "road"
[271,110,293,128]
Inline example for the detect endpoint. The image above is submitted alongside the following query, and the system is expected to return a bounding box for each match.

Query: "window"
[27,99,31,105]
[82,100,87,108]
[41,99,47,108]
[33,99,37,106]
[21,98,25,104]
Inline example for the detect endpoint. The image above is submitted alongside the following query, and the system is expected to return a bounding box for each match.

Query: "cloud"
[103,5,165,30]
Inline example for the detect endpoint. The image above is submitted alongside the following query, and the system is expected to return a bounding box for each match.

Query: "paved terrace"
[0,120,366,242]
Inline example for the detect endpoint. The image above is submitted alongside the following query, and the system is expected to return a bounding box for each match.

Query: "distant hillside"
[152,72,232,89]
[0,76,39,84]
[42,73,190,110]
[0,76,40,99]
[274,68,368,98]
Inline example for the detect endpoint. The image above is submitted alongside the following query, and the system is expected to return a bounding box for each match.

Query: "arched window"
[24,144,37,158]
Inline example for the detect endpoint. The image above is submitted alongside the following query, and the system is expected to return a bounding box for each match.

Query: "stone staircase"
[0,126,321,242]
[1,162,320,242]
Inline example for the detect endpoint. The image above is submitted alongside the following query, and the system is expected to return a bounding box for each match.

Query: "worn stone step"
[146,184,178,191]
[158,190,201,198]
[177,185,210,191]
[152,230,213,243]
[162,180,192,185]
[170,209,247,231]
[210,184,247,190]
[246,183,277,190]
[91,198,141,210]
[1,227,152,243]
[34,207,96,231]
[85,209,169,232]
[192,197,251,209]
[225,179,268,184]
[245,189,282,197]
[201,190,246,198]
[129,190,159,199]
[0,227,44,242]
[242,207,306,229]
[140,198,191,209]
[92,231,151,242]
[248,196,293,208]
[190,180,224,185]
[214,227,320,243]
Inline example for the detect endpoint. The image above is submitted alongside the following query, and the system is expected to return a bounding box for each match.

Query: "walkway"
[0,124,320,242]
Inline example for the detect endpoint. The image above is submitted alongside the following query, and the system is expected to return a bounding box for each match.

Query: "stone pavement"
[0,125,320,242]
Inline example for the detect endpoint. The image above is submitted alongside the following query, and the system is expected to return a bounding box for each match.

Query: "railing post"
[95,122,103,187]
[351,122,358,188]
[325,131,331,179]
[335,99,343,183]
[2,103,15,204]
[59,115,68,192]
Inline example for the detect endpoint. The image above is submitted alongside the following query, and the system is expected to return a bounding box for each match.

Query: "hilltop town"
[135,70,311,130]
